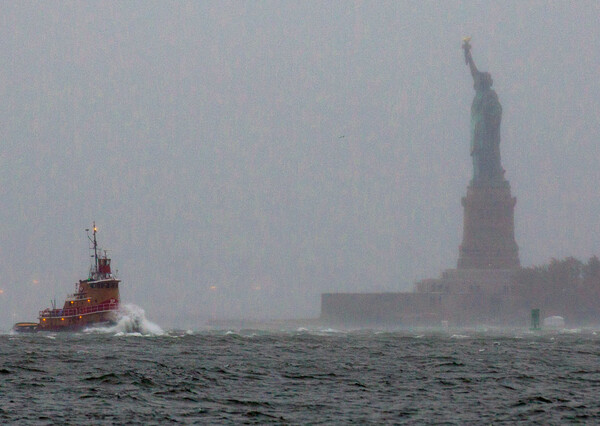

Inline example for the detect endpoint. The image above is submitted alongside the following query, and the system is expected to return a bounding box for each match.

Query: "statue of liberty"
[462,38,505,185]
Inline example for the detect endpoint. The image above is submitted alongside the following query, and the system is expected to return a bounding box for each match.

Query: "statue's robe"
[470,74,503,184]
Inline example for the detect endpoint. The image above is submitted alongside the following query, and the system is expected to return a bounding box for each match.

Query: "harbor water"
[2,312,600,424]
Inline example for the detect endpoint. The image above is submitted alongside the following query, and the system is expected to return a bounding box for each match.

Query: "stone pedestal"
[457,183,520,269]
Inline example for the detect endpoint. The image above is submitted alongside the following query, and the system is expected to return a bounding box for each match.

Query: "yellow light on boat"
[79,316,82,319]
[42,318,46,322]
[87,299,91,302]
[61,318,65,321]
[70,301,74,304]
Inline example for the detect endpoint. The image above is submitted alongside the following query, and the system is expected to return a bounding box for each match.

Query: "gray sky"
[1,1,599,328]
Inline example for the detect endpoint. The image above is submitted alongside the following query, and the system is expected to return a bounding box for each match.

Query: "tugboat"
[13,223,120,332]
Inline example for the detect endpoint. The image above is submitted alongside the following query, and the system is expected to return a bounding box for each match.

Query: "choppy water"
[2,311,600,424]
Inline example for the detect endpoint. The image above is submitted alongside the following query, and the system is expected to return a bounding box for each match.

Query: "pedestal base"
[457,183,520,269]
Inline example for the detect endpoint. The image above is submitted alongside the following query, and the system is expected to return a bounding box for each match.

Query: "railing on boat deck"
[39,301,119,318]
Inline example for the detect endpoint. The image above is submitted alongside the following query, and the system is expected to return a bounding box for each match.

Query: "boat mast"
[93,222,98,273]
[86,222,99,277]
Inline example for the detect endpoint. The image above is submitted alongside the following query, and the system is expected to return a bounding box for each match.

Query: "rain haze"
[1,1,599,329]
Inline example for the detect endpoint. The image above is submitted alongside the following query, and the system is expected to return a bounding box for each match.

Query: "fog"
[1,1,599,329]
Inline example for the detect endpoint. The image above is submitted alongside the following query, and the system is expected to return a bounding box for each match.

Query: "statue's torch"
[462,36,472,64]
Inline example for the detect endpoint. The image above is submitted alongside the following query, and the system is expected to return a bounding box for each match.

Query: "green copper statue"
[462,38,505,185]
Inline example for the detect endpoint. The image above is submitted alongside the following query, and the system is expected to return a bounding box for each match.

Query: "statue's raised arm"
[462,37,478,80]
